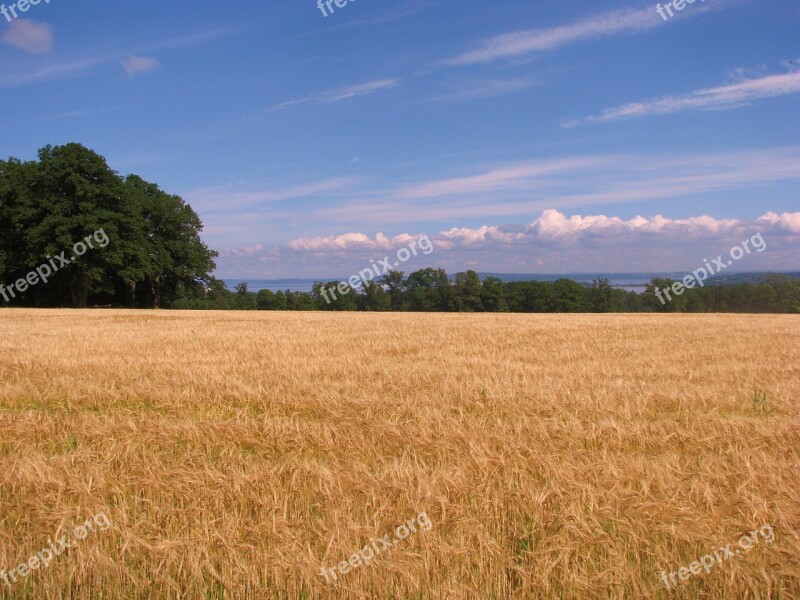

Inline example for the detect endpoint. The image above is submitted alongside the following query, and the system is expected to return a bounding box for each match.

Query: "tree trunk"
[127,281,137,308]
[70,271,90,308]
[151,276,161,309]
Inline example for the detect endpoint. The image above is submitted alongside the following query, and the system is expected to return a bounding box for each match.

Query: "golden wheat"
[0,309,798,599]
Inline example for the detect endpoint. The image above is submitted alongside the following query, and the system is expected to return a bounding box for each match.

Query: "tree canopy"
[0,143,218,308]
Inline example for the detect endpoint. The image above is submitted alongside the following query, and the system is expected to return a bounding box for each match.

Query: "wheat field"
[0,309,798,599]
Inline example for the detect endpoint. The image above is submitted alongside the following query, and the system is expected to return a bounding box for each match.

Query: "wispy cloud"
[567,69,800,126]
[1,19,53,54]
[443,0,728,66]
[394,157,611,200]
[195,148,800,250]
[0,27,234,87]
[140,28,236,52]
[316,147,800,225]
[444,6,658,66]
[120,55,160,77]
[268,79,399,111]
[307,2,435,34]
[0,55,106,87]
[184,177,359,213]
[429,77,537,101]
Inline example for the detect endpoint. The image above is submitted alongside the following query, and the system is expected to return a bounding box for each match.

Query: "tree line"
[181,271,800,313]
[1,144,218,308]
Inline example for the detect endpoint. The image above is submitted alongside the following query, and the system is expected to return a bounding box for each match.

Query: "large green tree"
[0,143,217,308]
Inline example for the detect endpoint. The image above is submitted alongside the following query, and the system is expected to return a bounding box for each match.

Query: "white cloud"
[222,244,265,257]
[529,209,744,240]
[0,27,230,87]
[1,19,52,54]
[214,209,800,278]
[286,231,427,252]
[269,79,399,111]
[394,157,610,200]
[569,70,800,125]
[438,225,523,245]
[184,177,357,213]
[120,55,160,77]
[400,210,790,248]
[318,147,800,226]
[757,211,800,234]
[429,78,537,101]
[444,6,661,65]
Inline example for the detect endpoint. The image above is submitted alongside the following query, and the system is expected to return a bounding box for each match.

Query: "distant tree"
[454,270,482,312]
[553,279,590,313]
[233,282,257,310]
[312,282,358,311]
[644,278,687,312]
[750,283,778,313]
[480,276,508,312]
[256,289,277,310]
[381,270,406,311]
[589,278,614,313]
[406,268,439,311]
[273,290,288,311]
[520,281,557,312]
[288,291,316,311]
[765,274,800,313]
[359,280,391,311]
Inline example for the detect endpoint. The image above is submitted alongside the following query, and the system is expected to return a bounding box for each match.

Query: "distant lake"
[223,279,321,293]
[222,274,662,294]
[222,272,795,295]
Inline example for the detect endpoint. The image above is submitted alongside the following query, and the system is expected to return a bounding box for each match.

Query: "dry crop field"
[0,309,798,599]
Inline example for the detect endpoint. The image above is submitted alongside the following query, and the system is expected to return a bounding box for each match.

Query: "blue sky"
[1,0,798,277]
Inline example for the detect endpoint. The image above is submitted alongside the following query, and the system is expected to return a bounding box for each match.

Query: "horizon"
[222,269,800,282]
[220,270,800,295]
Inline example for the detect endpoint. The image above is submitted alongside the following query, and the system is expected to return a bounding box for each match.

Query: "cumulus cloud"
[287,231,426,252]
[223,244,265,257]
[1,20,53,54]
[757,211,800,234]
[437,225,524,248]
[215,209,800,278]
[529,209,744,240]
[120,55,161,77]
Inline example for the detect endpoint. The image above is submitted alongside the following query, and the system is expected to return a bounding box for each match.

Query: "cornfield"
[0,310,798,599]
